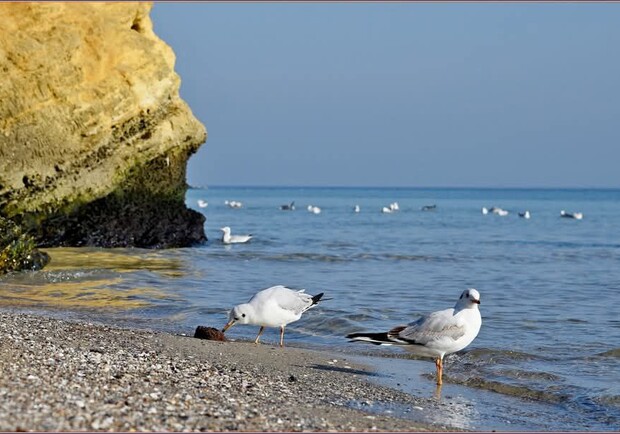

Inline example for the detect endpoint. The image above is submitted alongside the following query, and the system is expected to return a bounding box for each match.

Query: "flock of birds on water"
[194,197,582,384]
[196,199,585,245]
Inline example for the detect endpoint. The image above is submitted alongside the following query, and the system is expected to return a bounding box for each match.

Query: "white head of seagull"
[220,226,253,244]
[347,288,482,386]
[222,285,325,347]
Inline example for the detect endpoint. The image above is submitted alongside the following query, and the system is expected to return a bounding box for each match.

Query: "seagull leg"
[435,358,443,385]
[254,326,265,344]
[279,326,285,347]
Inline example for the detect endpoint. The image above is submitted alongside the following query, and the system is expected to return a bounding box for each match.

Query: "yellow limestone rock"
[0,2,207,248]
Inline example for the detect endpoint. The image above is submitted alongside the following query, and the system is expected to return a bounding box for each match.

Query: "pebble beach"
[0,312,441,432]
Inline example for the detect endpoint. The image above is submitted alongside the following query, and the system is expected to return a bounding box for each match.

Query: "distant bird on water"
[197,199,208,208]
[518,210,531,219]
[225,200,243,209]
[421,204,437,211]
[220,226,253,244]
[347,288,482,385]
[560,210,583,220]
[222,285,325,347]
[280,201,295,211]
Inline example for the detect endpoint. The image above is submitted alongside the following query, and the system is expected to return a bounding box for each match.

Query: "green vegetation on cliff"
[0,216,49,274]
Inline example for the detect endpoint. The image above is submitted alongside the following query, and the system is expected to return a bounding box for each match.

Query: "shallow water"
[1,186,619,430]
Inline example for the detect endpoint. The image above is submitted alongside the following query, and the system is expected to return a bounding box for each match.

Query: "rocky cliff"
[0,2,207,250]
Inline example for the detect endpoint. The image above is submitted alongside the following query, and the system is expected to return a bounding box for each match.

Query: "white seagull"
[560,210,583,220]
[225,200,243,209]
[220,226,253,244]
[518,210,531,219]
[347,288,482,385]
[222,285,325,347]
[197,199,208,208]
[490,207,509,216]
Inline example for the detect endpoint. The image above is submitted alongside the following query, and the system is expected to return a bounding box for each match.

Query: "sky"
[151,3,620,188]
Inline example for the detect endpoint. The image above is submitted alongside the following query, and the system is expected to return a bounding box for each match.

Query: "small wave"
[207,251,449,264]
[459,347,544,363]
[444,375,571,404]
[494,368,562,382]
[596,395,620,409]
[598,348,620,358]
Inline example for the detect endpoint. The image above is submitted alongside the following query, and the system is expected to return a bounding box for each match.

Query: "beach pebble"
[0,312,431,432]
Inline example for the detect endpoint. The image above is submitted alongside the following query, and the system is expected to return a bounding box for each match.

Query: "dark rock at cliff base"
[34,195,206,249]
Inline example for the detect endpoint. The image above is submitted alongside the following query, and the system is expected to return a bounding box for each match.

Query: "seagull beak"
[222,320,235,333]
[472,299,481,304]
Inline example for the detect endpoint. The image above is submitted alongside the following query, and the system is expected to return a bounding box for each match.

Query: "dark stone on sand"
[194,326,227,342]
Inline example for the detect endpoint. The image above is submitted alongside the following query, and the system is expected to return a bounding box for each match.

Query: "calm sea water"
[1,186,619,430]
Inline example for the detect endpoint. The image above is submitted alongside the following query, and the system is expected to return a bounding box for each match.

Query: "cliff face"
[0,2,207,248]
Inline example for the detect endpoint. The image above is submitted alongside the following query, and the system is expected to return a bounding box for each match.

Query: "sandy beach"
[0,312,444,432]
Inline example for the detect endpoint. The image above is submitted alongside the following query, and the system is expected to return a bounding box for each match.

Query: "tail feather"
[346,332,394,345]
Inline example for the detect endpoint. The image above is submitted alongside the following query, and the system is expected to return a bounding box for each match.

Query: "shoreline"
[0,311,448,432]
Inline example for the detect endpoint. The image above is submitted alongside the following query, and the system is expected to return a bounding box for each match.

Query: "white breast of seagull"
[247,285,315,327]
[229,234,252,243]
[390,305,482,359]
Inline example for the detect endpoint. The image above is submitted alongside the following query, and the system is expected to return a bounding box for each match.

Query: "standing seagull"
[347,288,482,385]
[220,226,253,244]
[222,285,325,346]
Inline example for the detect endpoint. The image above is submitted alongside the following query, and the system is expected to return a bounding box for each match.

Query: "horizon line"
[188,184,620,191]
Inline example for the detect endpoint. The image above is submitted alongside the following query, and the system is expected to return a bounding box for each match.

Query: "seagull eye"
[242,313,246,318]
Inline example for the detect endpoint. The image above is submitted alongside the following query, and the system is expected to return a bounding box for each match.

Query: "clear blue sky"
[151,3,620,188]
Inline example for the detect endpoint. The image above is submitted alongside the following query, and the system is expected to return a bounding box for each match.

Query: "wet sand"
[0,312,450,432]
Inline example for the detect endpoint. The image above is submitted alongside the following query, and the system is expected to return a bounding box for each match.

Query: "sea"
[1,186,619,430]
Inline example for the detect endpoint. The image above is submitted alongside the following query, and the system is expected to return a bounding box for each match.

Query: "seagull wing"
[388,308,466,345]
[268,286,313,315]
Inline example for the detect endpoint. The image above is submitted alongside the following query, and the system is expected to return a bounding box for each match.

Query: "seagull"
[381,206,393,214]
[220,226,253,244]
[421,204,437,211]
[353,205,361,213]
[489,207,509,216]
[222,285,325,347]
[307,205,321,214]
[482,207,489,215]
[225,200,243,209]
[518,210,531,219]
[281,201,295,211]
[197,199,208,208]
[560,210,583,220]
[347,288,482,385]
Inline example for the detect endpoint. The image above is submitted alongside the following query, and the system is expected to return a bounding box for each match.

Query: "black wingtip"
[346,332,391,343]
[311,292,325,305]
